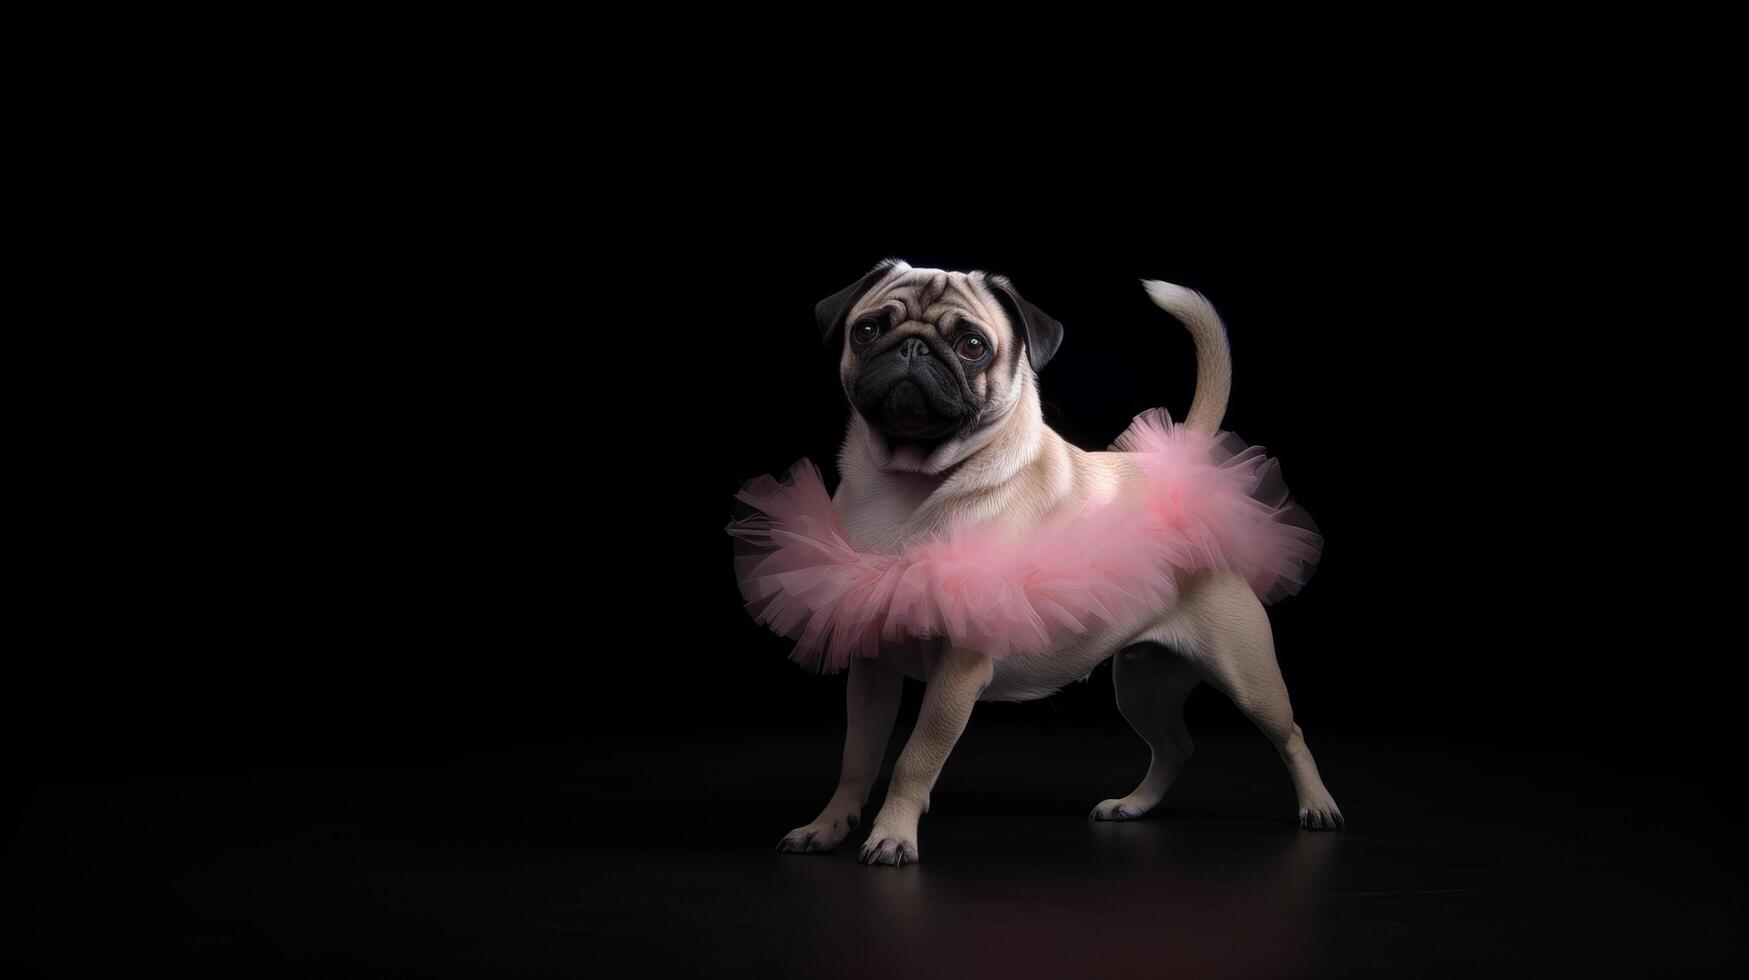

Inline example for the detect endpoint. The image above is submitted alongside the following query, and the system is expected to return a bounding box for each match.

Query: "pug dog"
[774,258,1344,867]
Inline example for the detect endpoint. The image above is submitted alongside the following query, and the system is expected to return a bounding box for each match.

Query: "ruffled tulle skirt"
[726,408,1322,673]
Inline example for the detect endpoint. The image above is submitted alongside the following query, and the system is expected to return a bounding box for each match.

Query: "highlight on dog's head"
[814,258,1064,448]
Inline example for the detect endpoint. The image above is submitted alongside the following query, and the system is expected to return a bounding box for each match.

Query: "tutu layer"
[726,408,1322,673]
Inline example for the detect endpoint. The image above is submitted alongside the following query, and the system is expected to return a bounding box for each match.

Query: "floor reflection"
[19,725,1732,976]
[777,817,1340,978]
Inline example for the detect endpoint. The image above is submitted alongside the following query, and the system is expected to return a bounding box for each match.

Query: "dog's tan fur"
[775,262,1343,866]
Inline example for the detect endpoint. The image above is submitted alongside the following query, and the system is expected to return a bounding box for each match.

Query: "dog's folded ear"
[984,273,1065,372]
[816,258,907,346]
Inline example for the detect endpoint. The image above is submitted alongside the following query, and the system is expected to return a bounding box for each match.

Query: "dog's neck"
[836,381,1070,550]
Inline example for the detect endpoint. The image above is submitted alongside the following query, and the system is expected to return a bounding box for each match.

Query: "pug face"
[816,259,1064,449]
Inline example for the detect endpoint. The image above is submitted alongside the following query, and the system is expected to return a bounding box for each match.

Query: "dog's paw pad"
[1297,805,1345,831]
[1089,798,1152,821]
[857,832,918,866]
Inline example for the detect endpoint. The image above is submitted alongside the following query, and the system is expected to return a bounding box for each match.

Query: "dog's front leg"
[776,654,903,854]
[859,646,991,866]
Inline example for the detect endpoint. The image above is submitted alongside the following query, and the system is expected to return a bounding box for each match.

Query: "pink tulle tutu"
[726,408,1322,673]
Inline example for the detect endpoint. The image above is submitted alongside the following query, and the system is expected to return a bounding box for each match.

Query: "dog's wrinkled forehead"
[848,267,1010,343]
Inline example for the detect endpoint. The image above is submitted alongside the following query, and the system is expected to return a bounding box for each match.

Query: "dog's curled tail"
[1140,279,1232,433]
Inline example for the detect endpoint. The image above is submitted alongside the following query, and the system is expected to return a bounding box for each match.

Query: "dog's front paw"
[1089,796,1157,821]
[1297,801,1345,831]
[775,811,860,854]
[857,826,919,866]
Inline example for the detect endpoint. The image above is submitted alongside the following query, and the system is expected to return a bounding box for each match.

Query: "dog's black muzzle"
[853,337,978,441]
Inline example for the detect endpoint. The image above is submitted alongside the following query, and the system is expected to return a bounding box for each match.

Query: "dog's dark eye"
[955,334,987,360]
[852,319,881,345]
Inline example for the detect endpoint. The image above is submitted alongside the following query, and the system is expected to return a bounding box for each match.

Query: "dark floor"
[7,719,1743,977]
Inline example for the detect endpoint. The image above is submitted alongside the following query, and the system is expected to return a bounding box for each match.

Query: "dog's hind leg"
[1090,642,1201,821]
[776,654,904,854]
[1169,569,1345,830]
[858,645,992,866]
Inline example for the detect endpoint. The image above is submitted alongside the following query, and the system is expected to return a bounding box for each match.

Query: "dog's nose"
[896,338,930,363]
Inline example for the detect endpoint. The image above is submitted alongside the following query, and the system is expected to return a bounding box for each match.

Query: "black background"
[21,16,1731,775]
[12,16,1739,976]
